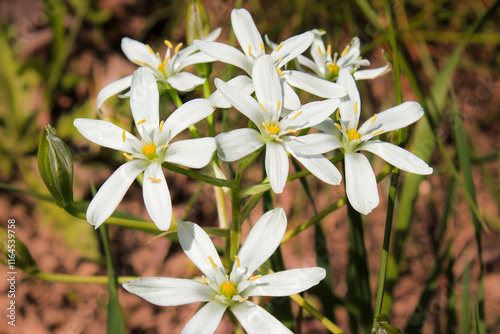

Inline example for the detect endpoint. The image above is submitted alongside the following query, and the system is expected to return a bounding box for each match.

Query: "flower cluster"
[75,6,433,333]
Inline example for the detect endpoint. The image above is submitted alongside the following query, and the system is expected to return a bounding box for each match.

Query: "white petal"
[87,160,148,228]
[194,40,253,75]
[337,37,361,67]
[359,140,433,175]
[96,75,132,111]
[290,151,342,185]
[231,301,293,334]
[337,68,361,130]
[209,75,254,109]
[143,163,172,231]
[265,142,289,194]
[287,133,342,155]
[215,129,264,162]
[203,27,222,42]
[231,8,264,58]
[121,37,159,66]
[344,152,379,215]
[353,63,391,80]
[166,72,205,92]
[122,277,214,306]
[164,138,216,168]
[282,81,301,111]
[287,99,341,130]
[178,51,218,69]
[232,208,287,282]
[214,78,265,128]
[283,70,346,98]
[264,34,279,49]
[310,33,327,77]
[314,118,342,136]
[130,68,160,136]
[242,267,326,297]
[73,118,143,153]
[162,98,215,141]
[274,31,314,68]
[358,101,424,141]
[296,54,322,77]
[182,301,227,334]
[253,55,282,122]
[178,220,226,284]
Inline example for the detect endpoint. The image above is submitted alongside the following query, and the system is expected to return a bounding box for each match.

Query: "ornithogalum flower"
[74,68,216,230]
[296,30,391,81]
[195,8,345,111]
[96,28,221,110]
[293,68,432,214]
[215,55,342,193]
[123,208,326,334]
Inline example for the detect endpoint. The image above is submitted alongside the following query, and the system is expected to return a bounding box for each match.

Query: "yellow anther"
[239,297,249,303]
[137,119,147,125]
[259,103,267,114]
[174,42,183,54]
[276,68,284,77]
[340,44,351,57]
[357,56,362,61]
[164,55,171,63]
[347,128,361,141]
[146,44,154,54]
[164,40,173,49]
[158,63,166,73]
[275,42,283,52]
[371,114,377,123]
[260,42,265,52]
[122,130,126,142]
[277,100,281,111]
[336,109,340,121]
[292,111,303,119]
[134,60,149,67]
[287,129,296,133]
[274,137,283,142]
[202,275,208,285]
[317,45,323,57]
[123,153,133,160]
[278,56,284,63]
[334,123,342,131]
[249,275,261,281]
[147,177,162,183]
[372,129,384,136]
[156,52,160,58]
[328,63,340,77]
[353,101,358,114]
[248,45,252,57]
[235,256,240,268]
[142,143,157,160]
[326,44,332,56]
[160,144,169,149]
[267,124,280,136]
[209,256,217,269]
[159,120,164,132]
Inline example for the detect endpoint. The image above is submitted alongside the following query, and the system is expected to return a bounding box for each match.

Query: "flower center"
[328,63,340,78]
[219,280,238,300]
[347,128,361,142]
[142,143,158,160]
[266,123,280,136]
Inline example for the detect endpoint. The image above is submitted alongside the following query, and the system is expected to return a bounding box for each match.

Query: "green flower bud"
[38,125,74,208]
[0,226,38,274]
[186,0,211,45]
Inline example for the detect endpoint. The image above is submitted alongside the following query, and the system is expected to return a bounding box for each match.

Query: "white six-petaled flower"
[122,208,326,334]
[75,68,216,230]
[292,68,432,214]
[96,28,221,110]
[215,55,342,193]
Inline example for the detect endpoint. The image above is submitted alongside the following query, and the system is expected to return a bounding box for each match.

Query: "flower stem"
[228,189,242,264]
[167,88,200,138]
[32,271,139,284]
[202,78,215,137]
[289,294,345,334]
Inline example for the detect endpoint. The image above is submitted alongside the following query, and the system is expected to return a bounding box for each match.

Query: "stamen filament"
[276,68,284,76]
[134,60,149,67]
[159,120,164,132]
[317,45,323,57]
[174,43,183,54]
[275,42,283,52]
[259,103,267,114]
[292,111,302,119]
[137,119,147,125]
[164,40,173,49]
[202,275,208,285]
[371,114,377,123]
[209,256,217,268]
[249,275,261,281]
[333,52,338,64]
[123,153,133,160]
[341,44,350,57]
[262,122,269,131]
[239,297,249,303]
[326,44,331,56]
[122,130,126,142]
[372,129,384,136]
[164,56,171,63]
[147,177,161,183]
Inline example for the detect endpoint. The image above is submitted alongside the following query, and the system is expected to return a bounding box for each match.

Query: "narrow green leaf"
[162,161,236,189]
[460,261,471,334]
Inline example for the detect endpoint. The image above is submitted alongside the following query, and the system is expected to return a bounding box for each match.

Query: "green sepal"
[37,124,74,208]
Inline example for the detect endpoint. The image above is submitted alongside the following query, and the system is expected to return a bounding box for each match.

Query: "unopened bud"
[186,0,211,45]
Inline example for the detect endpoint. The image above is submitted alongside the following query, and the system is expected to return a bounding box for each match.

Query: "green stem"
[202,78,215,137]
[289,294,345,334]
[32,271,139,284]
[229,190,242,264]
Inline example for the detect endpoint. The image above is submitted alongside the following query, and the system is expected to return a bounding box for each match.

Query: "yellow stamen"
[287,129,296,133]
[160,144,169,149]
[372,129,384,136]
[335,123,342,131]
[371,114,377,123]
[137,119,146,125]
[267,124,280,136]
[164,55,171,63]
[123,153,133,160]
[122,130,126,142]
[328,63,340,77]
[353,101,358,114]
[276,67,284,76]
[262,122,269,131]
[164,40,173,49]
[317,45,323,57]
[156,52,160,58]
[134,60,149,67]
[220,276,237,300]
[147,177,161,183]
[347,128,361,141]
[235,256,240,268]
[239,297,249,303]
[277,100,281,111]
[292,111,302,119]
[146,44,154,54]
[275,42,283,52]
[159,120,164,132]
[357,56,362,61]
[274,137,283,142]
[248,45,252,57]
[249,275,261,281]
[326,44,331,56]
[209,256,217,268]
[332,52,338,64]
[260,42,265,52]
[336,109,339,121]
[259,103,267,114]
[202,275,208,285]
[278,56,284,63]
[174,42,183,54]
[142,143,157,160]
[341,44,350,57]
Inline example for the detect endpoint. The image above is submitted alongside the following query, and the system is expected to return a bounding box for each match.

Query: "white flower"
[75,68,216,230]
[215,55,342,193]
[195,8,345,111]
[294,68,432,214]
[122,208,326,334]
[296,30,391,82]
[96,28,221,110]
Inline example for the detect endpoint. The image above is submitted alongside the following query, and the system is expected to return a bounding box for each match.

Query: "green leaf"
[375,314,402,334]
[235,147,263,184]
[0,227,38,274]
